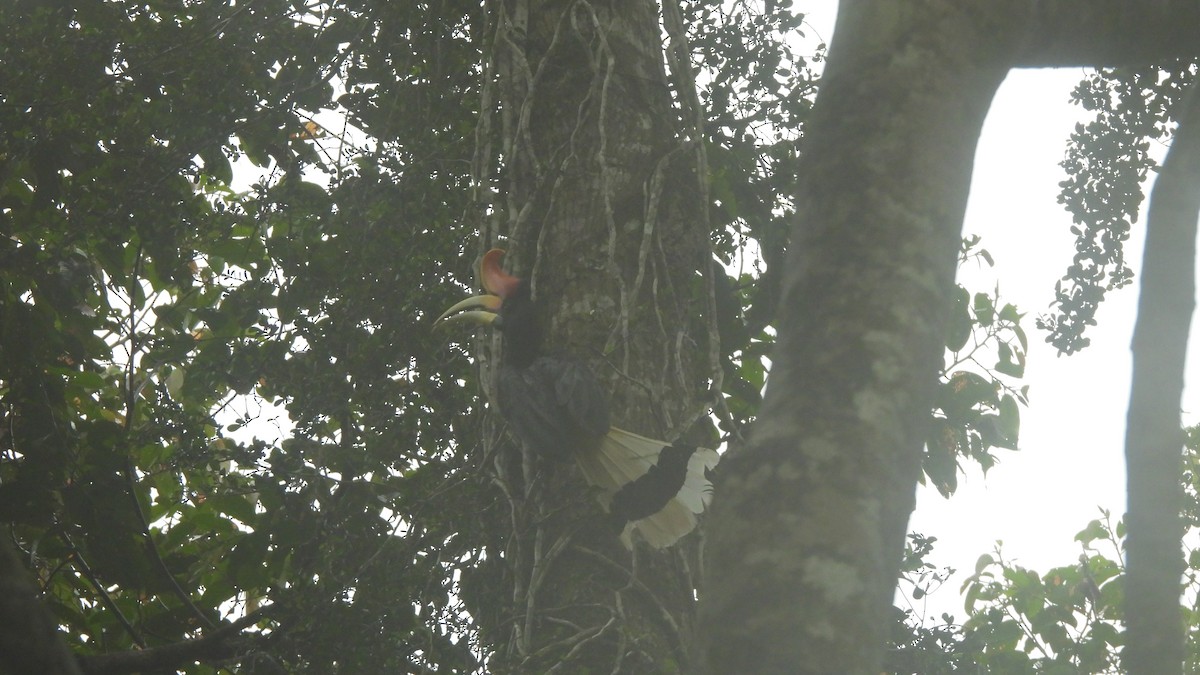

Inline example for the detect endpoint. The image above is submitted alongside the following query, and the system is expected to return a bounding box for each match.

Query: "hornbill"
[436,248,718,548]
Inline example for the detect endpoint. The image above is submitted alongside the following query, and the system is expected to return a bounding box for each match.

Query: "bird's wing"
[550,356,611,438]
[496,355,610,460]
[497,363,573,461]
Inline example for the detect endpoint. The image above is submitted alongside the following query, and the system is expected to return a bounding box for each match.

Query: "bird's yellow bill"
[435,294,502,325]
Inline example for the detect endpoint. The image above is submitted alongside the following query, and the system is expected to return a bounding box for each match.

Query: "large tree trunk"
[0,537,82,675]
[470,0,714,671]
[698,2,1200,673]
[699,5,1009,672]
[1122,79,1200,675]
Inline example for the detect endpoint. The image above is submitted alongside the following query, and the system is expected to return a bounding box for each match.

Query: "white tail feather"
[575,427,718,549]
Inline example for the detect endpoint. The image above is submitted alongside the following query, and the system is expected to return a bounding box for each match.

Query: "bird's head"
[435,248,523,329]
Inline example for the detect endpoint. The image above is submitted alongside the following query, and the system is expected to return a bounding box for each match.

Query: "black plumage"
[489,280,611,462]
[608,442,698,525]
[497,354,611,462]
[437,248,718,548]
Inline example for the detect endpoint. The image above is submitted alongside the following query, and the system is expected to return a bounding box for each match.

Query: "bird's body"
[496,353,611,463]
[437,248,718,548]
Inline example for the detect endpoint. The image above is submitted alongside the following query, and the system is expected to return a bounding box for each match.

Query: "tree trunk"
[1122,79,1200,675]
[699,5,1009,671]
[0,537,83,675]
[471,0,714,671]
[699,2,1200,673]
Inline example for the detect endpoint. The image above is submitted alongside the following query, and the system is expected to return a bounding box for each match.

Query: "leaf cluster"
[2,1,492,671]
[1043,63,1196,353]
[682,0,821,436]
[891,424,1200,672]
[925,237,1029,496]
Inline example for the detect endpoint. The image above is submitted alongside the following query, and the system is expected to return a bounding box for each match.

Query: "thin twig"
[60,533,146,648]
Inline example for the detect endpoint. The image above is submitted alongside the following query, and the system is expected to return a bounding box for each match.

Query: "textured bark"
[1122,80,1200,675]
[699,5,1010,672]
[472,0,713,671]
[0,537,82,675]
[698,1,1200,673]
[1014,0,1200,66]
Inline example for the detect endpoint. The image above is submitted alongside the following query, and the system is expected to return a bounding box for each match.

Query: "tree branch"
[0,536,82,675]
[75,608,274,675]
[1013,0,1200,66]
[1122,78,1200,675]
[57,533,146,649]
